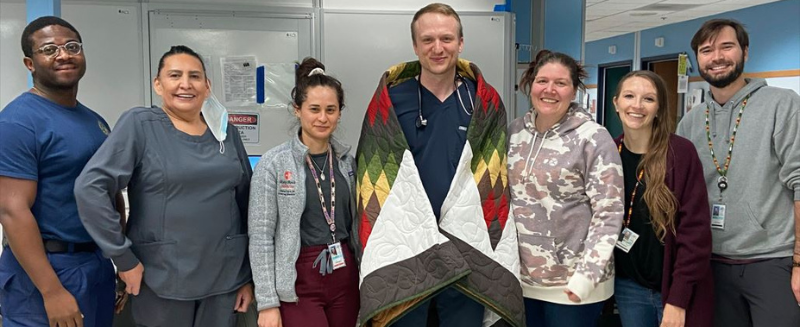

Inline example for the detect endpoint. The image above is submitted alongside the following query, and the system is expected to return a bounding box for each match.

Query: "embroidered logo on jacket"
[279,170,296,196]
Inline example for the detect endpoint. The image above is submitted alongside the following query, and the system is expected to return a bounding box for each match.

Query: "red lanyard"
[305,144,337,243]
[618,141,643,228]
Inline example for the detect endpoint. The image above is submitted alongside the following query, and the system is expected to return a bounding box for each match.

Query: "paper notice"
[221,56,257,106]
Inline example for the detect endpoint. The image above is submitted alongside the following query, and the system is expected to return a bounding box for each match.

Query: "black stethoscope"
[416,73,475,128]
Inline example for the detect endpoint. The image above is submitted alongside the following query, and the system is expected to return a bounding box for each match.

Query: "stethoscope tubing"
[416,73,475,128]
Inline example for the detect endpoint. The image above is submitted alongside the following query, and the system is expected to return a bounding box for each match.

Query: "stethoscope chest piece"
[416,116,428,128]
[416,73,473,129]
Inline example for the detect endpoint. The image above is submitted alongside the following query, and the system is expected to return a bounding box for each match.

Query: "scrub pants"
[0,246,116,327]
[279,242,360,327]
[131,282,239,327]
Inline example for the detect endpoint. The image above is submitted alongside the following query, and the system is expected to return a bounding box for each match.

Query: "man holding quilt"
[354,3,523,327]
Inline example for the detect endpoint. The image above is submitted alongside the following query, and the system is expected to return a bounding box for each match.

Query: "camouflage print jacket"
[508,104,623,304]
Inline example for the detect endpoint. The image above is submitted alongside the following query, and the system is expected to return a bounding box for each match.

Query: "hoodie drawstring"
[218,141,225,154]
[523,130,548,179]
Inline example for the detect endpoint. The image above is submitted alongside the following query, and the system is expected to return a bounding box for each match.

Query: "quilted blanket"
[354,59,524,327]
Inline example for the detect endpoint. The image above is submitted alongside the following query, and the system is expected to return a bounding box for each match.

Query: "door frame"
[642,54,685,119]
[641,54,680,70]
[597,60,632,125]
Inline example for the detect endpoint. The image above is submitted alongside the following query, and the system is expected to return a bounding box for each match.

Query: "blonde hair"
[411,3,463,43]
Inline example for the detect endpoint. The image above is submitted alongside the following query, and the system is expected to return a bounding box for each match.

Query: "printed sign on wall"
[229,113,260,144]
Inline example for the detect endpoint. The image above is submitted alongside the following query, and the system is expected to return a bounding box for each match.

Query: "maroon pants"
[280,242,360,327]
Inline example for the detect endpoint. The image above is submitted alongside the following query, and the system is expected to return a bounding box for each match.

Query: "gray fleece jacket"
[677,78,800,259]
[248,129,356,311]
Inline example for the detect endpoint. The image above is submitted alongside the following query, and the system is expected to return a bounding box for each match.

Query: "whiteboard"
[148,9,315,155]
[322,0,500,11]
[321,10,516,149]
[0,2,31,110]
[0,2,144,129]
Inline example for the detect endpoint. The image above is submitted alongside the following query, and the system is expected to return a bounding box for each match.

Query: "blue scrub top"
[389,77,476,219]
[0,93,109,243]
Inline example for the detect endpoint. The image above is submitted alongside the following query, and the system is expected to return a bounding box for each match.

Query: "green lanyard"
[704,95,750,192]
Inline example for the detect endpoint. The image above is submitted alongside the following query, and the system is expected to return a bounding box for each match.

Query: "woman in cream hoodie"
[508,50,624,327]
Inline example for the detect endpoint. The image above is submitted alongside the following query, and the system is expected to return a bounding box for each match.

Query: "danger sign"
[228,113,259,144]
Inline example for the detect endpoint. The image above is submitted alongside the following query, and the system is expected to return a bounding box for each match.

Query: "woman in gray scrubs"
[75,45,253,327]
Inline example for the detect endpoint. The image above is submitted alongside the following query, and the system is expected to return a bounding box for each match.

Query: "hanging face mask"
[201,92,229,153]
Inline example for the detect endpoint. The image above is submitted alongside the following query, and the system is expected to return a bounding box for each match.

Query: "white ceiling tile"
[625,12,674,22]
[723,0,780,4]
[586,14,608,21]
[588,3,648,11]
[586,31,626,42]
[587,8,637,16]
[602,0,661,3]
[692,2,756,12]
[660,0,722,4]
[595,11,671,24]
[583,0,783,41]
[605,26,641,33]
[587,18,630,29]
[625,21,664,28]
[660,11,709,18]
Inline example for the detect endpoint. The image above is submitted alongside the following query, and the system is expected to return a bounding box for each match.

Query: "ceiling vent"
[634,3,703,12]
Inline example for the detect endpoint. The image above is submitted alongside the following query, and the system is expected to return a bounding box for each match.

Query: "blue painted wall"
[27,0,61,23]
[586,0,800,84]
[544,0,583,60]
[511,0,532,62]
[640,0,799,76]
[26,0,61,87]
[584,33,635,84]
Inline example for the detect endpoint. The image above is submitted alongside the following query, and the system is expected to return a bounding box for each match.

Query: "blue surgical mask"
[201,92,228,153]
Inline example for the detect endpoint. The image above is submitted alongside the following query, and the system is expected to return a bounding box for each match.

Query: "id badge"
[615,228,640,253]
[328,242,346,270]
[711,203,726,230]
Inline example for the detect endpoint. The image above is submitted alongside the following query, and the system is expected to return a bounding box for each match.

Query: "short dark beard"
[700,57,744,88]
[33,66,84,92]
[37,77,79,91]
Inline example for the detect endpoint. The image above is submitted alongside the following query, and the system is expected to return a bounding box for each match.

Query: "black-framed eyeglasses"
[34,41,83,58]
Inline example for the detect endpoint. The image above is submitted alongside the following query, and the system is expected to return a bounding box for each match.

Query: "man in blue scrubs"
[355,3,522,326]
[0,16,117,327]
[388,4,482,327]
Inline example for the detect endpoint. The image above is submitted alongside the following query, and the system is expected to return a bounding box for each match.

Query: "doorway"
[598,62,632,139]
[643,55,681,130]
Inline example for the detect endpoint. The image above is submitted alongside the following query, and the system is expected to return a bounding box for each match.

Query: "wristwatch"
[793,260,800,268]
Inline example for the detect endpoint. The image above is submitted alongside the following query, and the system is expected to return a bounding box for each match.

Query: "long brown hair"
[615,70,678,242]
